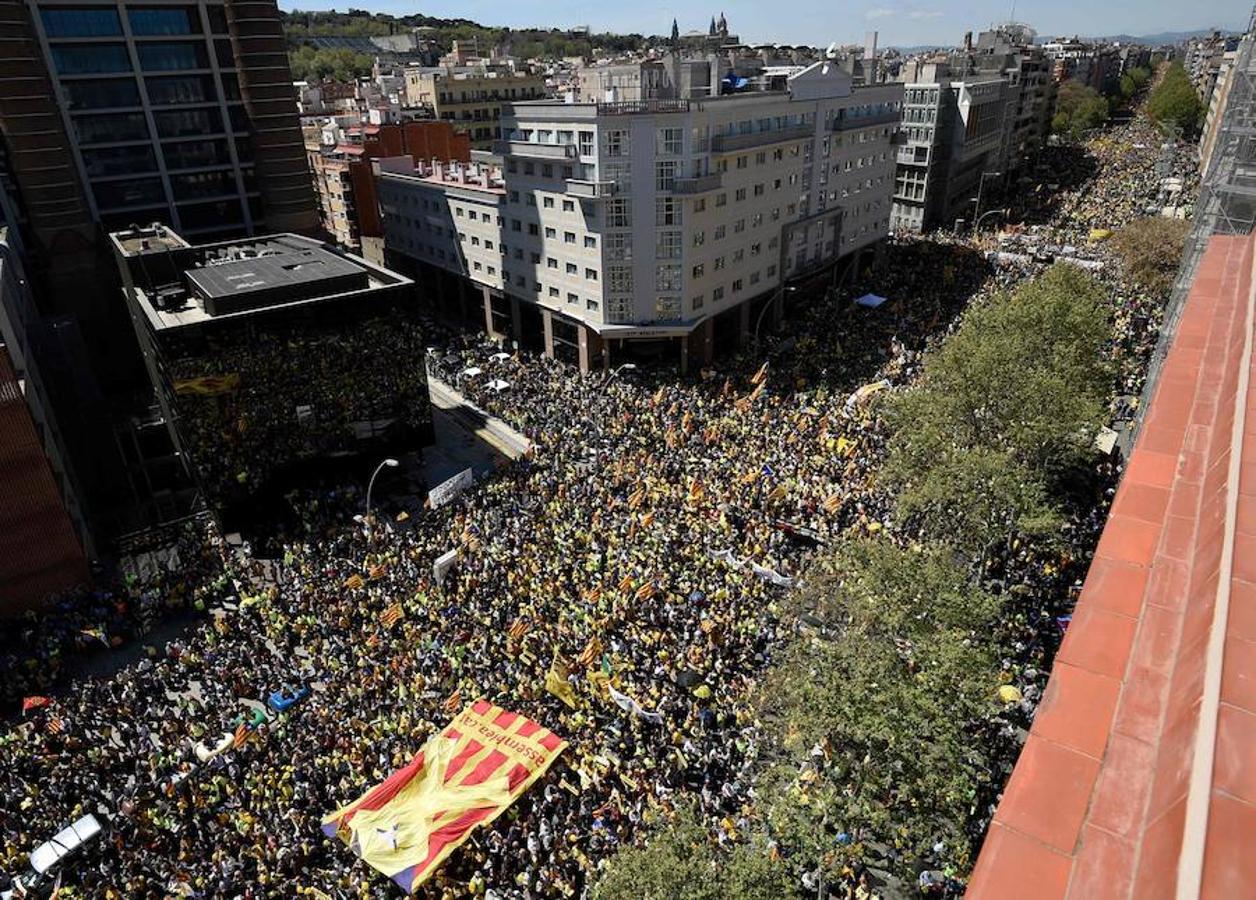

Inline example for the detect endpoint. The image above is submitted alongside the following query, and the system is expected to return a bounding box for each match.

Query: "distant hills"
[888,27,1242,54]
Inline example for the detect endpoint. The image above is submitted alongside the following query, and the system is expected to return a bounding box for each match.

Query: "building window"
[693,198,706,213]
[587,298,599,311]
[566,262,578,274]
[51,44,130,75]
[74,112,149,144]
[604,130,628,156]
[128,7,200,35]
[712,286,724,301]
[545,226,557,238]
[547,257,558,269]
[656,231,681,260]
[583,235,596,249]
[579,131,594,156]
[41,8,122,36]
[692,263,705,279]
[562,199,575,212]
[153,107,222,138]
[606,199,631,228]
[693,231,705,247]
[62,79,141,110]
[564,231,576,244]
[92,177,165,210]
[567,292,579,304]
[543,196,555,208]
[655,197,680,226]
[136,42,208,72]
[733,219,745,233]
[655,161,677,192]
[714,225,725,240]
[692,294,704,310]
[549,286,560,297]
[657,127,683,155]
[732,278,743,292]
[585,268,598,280]
[608,266,633,292]
[715,192,727,208]
[735,187,746,201]
[713,256,725,271]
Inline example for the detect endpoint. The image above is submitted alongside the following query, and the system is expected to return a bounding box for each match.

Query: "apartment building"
[402,67,548,148]
[380,60,901,371]
[891,65,1009,233]
[308,120,470,253]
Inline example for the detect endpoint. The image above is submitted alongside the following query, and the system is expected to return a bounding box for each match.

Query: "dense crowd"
[170,316,434,506]
[0,104,1196,898]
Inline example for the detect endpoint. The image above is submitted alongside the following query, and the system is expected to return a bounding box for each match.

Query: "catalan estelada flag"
[322,700,567,893]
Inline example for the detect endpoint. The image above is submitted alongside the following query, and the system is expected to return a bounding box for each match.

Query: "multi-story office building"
[110,224,431,523]
[403,67,548,148]
[17,0,316,240]
[892,61,1010,233]
[380,60,901,371]
[0,0,318,545]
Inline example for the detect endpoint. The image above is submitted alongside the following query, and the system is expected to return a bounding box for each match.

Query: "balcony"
[596,99,690,116]
[671,172,723,194]
[566,178,616,199]
[832,110,902,131]
[710,123,813,153]
[493,140,577,160]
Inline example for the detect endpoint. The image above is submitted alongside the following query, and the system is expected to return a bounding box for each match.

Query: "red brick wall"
[0,347,87,615]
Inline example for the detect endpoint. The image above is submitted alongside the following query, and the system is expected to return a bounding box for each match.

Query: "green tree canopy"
[591,806,792,900]
[760,540,1002,879]
[1146,62,1203,136]
[1052,80,1110,139]
[288,45,373,82]
[1112,216,1190,296]
[882,265,1112,554]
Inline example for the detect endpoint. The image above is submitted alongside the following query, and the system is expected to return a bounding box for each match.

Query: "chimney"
[863,31,878,83]
[964,31,973,52]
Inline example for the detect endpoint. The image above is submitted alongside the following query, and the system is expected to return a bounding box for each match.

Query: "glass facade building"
[31,0,295,240]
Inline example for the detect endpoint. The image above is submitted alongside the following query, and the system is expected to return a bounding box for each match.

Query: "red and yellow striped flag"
[577,636,603,668]
[442,689,463,716]
[232,723,252,748]
[344,574,365,591]
[617,573,634,593]
[381,602,404,628]
[751,361,769,386]
[508,617,531,641]
[824,494,842,514]
[322,701,567,893]
[634,581,656,602]
[46,716,65,735]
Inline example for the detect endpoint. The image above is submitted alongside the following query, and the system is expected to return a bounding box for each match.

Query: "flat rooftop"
[113,231,410,332]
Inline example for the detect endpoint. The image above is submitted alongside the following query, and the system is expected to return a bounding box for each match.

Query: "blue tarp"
[267,685,309,712]
[855,294,887,308]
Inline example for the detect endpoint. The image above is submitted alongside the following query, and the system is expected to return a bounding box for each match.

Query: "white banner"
[433,548,459,586]
[428,468,474,508]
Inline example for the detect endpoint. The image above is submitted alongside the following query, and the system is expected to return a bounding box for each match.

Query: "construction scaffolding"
[1131,7,1256,446]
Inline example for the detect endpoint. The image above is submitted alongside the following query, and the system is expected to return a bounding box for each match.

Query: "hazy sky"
[278,0,1250,47]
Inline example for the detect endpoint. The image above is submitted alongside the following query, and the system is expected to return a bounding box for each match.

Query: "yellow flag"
[344,574,365,591]
[546,658,578,708]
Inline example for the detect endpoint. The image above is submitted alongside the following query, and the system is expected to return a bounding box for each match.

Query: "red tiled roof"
[968,233,1256,899]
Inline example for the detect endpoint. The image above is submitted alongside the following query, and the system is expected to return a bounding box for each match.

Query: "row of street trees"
[592,266,1115,898]
[1052,66,1151,140]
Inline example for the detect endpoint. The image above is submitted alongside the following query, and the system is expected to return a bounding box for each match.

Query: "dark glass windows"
[74,112,149,144]
[81,145,157,178]
[62,79,141,110]
[51,44,130,75]
[41,8,121,37]
[153,107,222,138]
[136,42,208,71]
[128,7,200,35]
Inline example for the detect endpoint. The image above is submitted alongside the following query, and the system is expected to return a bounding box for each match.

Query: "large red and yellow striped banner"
[321,700,567,893]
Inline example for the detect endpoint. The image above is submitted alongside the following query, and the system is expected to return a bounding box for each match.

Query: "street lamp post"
[602,362,637,388]
[975,207,1006,234]
[365,458,400,520]
[752,285,798,344]
[972,170,1002,230]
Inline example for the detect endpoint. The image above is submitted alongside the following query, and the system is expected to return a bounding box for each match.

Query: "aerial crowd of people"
[0,101,1196,898]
